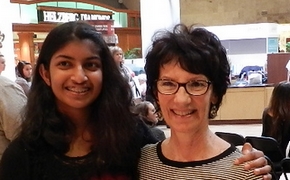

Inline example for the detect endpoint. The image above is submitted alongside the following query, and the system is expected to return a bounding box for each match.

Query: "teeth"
[172,110,193,116]
[67,87,89,93]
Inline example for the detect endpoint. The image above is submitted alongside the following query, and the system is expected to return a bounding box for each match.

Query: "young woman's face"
[23,64,33,78]
[157,61,215,134]
[147,103,158,124]
[113,50,123,65]
[0,56,6,74]
[40,39,103,112]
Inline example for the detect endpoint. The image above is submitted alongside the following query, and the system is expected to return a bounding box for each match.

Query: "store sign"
[38,10,112,23]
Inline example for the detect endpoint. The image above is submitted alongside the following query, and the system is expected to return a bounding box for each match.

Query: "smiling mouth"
[66,87,90,93]
[171,110,195,116]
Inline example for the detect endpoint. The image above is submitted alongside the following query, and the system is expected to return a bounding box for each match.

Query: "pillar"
[0,0,16,80]
[140,0,180,58]
[17,32,35,65]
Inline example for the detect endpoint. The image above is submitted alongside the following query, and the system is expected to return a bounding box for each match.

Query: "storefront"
[11,0,141,65]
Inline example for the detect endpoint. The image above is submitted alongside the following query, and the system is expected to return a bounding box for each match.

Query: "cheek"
[195,96,212,117]
[157,94,170,113]
[47,72,64,91]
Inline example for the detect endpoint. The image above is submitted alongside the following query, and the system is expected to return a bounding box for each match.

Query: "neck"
[162,129,230,161]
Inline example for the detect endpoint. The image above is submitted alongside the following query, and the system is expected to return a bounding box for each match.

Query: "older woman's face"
[157,61,215,134]
[113,50,123,65]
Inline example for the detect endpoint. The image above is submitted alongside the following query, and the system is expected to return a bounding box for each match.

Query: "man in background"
[0,54,5,75]
[0,75,27,159]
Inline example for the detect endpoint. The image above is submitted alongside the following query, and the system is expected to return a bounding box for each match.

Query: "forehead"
[53,39,99,57]
[24,64,32,68]
[159,61,207,80]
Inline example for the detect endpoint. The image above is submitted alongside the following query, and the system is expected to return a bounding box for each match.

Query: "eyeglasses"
[156,79,211,96]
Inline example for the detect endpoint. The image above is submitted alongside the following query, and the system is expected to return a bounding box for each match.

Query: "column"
[17,32,35,65]
[0,0,16,80]
[140,0,180,58]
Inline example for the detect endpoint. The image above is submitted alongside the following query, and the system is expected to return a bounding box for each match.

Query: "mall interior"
[1,0,290,179]
[0,0,289,123]
[0,2,289,124]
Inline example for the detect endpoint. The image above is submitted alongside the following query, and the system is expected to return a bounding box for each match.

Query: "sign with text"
[37,10,112,23]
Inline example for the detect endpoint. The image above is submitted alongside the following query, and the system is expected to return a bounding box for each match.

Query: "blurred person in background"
[0,75,27,160]
[110,46,141,104]
[15,60,33,96]
[133,101,166,141]
[262,81,290,157]
[0,54,6,75]
[137,73,147,101]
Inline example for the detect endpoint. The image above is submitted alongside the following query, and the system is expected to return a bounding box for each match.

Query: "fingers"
[261,173,272,180]
[254,165,272,180]
[235,143,265,165]
[234,142,272,178]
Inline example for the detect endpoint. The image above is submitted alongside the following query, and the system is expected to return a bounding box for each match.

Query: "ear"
[210,93,218,105]
[39,64,51,86]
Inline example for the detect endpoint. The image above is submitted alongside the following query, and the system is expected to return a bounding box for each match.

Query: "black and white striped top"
[139,142,262,180]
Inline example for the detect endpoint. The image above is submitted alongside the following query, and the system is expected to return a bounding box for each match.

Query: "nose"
[174,86,191,104]
[71,66,88,83]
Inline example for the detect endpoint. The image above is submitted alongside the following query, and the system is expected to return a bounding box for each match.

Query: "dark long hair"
[19,21,139,174]
[267,82,290,137]
[145,24,230,119]
[16,60,32,82]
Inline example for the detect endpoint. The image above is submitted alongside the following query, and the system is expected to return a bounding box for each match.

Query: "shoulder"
[0,77,27,104]
[134,116,159,147]
[0,76,23,90]
[140,143,159,163]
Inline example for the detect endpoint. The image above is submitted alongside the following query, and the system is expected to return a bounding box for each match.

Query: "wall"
[214,86,274,121]
[123,0,139,11]
[180,0,290,26]
[140,0,180,58]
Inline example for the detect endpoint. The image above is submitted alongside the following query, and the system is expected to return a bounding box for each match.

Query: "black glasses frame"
[156,79,212,96]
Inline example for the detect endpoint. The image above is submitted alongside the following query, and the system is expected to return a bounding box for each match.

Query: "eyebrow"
[55,55,101,61]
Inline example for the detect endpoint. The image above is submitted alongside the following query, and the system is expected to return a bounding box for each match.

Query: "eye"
[84,61,101,71]
[57,61,71,69]
[160,80,176,87]
[188,80,208,88]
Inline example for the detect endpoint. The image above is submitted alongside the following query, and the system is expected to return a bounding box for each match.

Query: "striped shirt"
[139,142,262,180]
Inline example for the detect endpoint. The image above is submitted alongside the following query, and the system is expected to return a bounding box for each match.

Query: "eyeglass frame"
[156,79,212,96]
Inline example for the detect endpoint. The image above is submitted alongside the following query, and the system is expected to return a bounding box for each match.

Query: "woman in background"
[262,81,290,157]
[110,46,141,103]
[15,60,33,96]
[133,101,166,141]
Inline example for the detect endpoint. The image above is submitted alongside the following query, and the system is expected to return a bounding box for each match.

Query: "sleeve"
[0,83,27,141]
[15,78,30,96]
[0,139,30,180]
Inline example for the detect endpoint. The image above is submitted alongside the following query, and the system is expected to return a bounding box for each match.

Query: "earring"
[210,105,217,118]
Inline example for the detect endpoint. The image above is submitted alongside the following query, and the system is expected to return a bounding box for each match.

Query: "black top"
[262,109,290,156]
[0,119,158,180]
